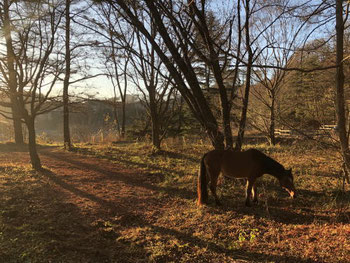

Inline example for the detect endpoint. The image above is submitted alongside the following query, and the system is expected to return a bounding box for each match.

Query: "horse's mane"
[249,149,285,177]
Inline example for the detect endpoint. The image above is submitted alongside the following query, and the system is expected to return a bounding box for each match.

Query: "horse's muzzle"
[283,187,296,199]
[290,191,296,199]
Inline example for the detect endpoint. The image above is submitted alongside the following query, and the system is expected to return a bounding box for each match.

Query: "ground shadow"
[118,213,322,262]
[40,168,121,212]
[0,143,58,153]
[42,151,196,201]
[0,143,28,152]
[151,149,199,163]
[72,146,197,178]
[0,167,148,262]
[38,168,320,263]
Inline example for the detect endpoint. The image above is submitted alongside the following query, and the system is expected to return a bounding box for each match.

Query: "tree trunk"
[4,0,24,145]
[113,100,121,136]
[13,118,24,144]
[26,117,42,170]
[11,102,24,144]
[151,112,161,150]
[177,96,184,135]
[205,123,225,150]
[63,0,72,150]
[121,100,126,138]
[221,96,233,149]
[235,0,252,151]
[235,70,252,151]
[269,96,276,146]
[149,88,161,150]
[335,0,350,184]
[63,92,71,149]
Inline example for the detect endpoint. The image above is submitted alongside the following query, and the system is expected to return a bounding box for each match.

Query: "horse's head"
[279,169,296,198]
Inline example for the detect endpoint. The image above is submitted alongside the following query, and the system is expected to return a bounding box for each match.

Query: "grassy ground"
[0,140,349,262]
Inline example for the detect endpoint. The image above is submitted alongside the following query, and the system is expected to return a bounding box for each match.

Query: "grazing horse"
[197,148,296,206]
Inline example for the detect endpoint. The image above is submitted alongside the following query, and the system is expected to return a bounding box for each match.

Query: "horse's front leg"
[245,179,255,207]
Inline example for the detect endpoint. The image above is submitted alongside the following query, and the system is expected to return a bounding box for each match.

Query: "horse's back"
[204,149,263,179]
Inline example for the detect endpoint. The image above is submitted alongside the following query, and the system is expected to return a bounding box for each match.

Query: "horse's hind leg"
[245,179,255,207]
[209,171,221,206]
[252,184,258,204]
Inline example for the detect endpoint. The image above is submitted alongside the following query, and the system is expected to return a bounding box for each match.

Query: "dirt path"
[39,147,169,220]
[1,146,187,262]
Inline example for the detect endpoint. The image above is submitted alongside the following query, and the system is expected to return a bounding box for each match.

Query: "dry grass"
[0,140,349,262]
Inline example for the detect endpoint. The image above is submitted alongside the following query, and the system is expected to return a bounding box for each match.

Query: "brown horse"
[197,148,296,206]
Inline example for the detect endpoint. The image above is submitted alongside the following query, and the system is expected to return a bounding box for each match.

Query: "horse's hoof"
[197,200,207,206]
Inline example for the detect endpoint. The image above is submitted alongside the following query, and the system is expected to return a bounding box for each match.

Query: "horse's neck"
[262,156,284,178]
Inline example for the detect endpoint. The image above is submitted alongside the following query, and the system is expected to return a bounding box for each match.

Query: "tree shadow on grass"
[142,223,321,263]
[46,148,350,226]
[72,146,197,178]
[41,168,121,211]
[43,150,196,201]
[0,143,28,152]
[151,149,199,163]
[0,167,148,263]
[0,143,58,153]
[38,169,320,263]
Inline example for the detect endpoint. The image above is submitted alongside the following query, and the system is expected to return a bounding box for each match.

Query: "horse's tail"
[197,153,208,206]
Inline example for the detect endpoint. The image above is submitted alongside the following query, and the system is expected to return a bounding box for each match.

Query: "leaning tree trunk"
[26,117,42,170]
[335,0,350,184]
[216,78,233,149]
[188,2,233,149]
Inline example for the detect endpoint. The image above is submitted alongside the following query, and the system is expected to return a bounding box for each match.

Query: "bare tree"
[250,4,298,145]
[0,0,64,169]
[104,14,132,139]
[130,19,177,150]
[335,0,350,184]
[62,1,104,150]
[79,4,132,139]
[0,0,24,144]
[99,0,247,149]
